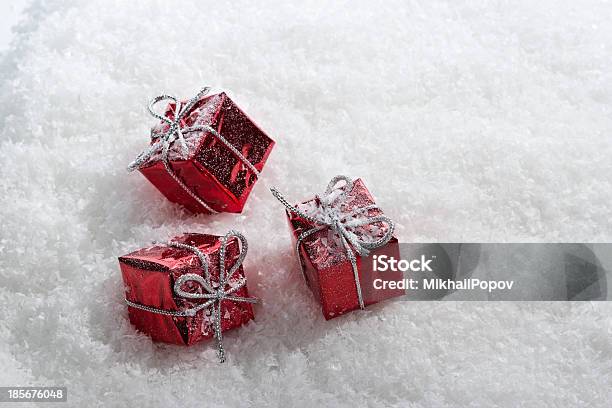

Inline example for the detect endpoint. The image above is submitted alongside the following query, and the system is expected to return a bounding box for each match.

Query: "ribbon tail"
[127,140,163,172]
[340,234,365,310]
[213,302,225,363]
[270,187,320,224]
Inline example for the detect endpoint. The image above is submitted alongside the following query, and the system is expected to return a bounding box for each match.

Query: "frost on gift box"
[272,176,405,320]
[118,231,257,361]
[128,87,275,214]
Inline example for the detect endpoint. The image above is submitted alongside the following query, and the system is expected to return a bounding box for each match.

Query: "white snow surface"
[1,1,612,407]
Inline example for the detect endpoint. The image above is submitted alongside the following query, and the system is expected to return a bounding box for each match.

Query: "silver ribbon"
[270,175,395,310]
[124,230,258,363]
[127,87,260,213]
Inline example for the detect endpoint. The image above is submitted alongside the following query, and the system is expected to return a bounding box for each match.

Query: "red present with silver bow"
[118,231,257,362]
[271,176,405,319]
[128,87,275,214]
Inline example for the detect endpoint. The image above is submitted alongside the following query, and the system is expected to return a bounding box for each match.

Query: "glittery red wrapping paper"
[286,179,405,320]
[138,92,275,214]
[118,233,255,345]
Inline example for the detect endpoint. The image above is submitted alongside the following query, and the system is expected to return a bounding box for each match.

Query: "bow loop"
[219,230,249,285]
[324,175,354,204]
[147,94,179,125]
[342,213,395,254]
[173,273,215,300]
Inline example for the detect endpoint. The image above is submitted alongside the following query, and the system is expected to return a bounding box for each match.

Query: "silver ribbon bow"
[127,87,260,214]
[270,175,395,309]
[124,230,258,363]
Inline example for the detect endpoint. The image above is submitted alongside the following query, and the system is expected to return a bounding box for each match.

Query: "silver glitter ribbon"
[127,87,260,213]
[270,175,395,310]
[124,230,258,363]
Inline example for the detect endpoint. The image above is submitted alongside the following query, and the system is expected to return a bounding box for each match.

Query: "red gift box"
[128,88,275,214]
[272,176,405,320]
[118,231,256,360]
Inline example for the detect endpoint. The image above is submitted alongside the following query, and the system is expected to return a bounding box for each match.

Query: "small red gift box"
[118,231,256,358]
[272,176,405,320]
[128,88,275,214]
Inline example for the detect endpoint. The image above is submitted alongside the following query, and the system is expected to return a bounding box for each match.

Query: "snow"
[0,1,28,53]
[1,1,612,407]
